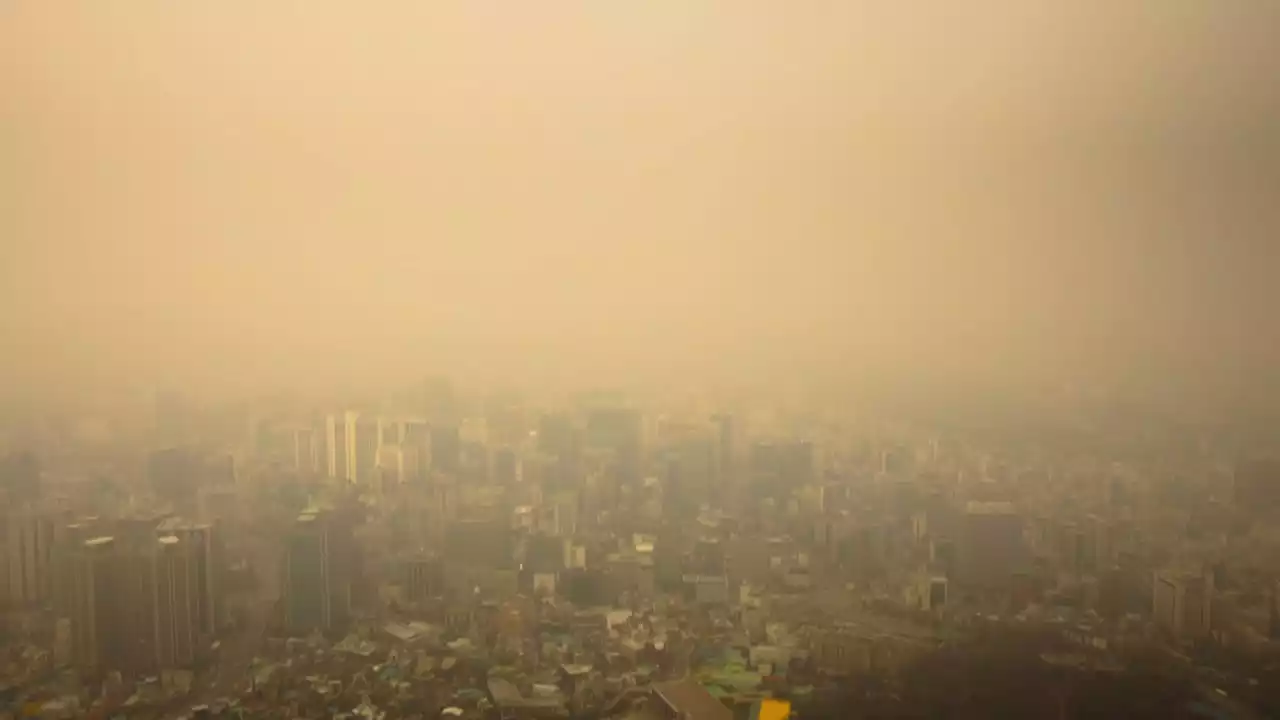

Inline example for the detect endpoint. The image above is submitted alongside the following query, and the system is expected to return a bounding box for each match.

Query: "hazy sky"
[3,2,1278,397]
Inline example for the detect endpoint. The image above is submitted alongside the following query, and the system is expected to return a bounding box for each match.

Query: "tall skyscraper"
[585,407,643,490]
[114,536,160,677]
[402,419,432,484]
[52,520,99,620]
[956,501,1028,590]
[283,511,344,633]
[354,416,380,485]
[325,412,357,482]
[403,555,443,605]
[5,510,54,608]
[153,535,196,669]
[493,447,522,486]
[749,439,814,501]
[711,414,734,486]
[157,519,223,637]
[662,439,717,519]
[292,426,319,474]
[69,531,202,676]
[1152,570,1213,641]
[70,536,121,675]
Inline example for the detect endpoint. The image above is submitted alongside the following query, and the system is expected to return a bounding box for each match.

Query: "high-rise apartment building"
[955,501,1028,590]
[711,413,734,486]
[354,417,380,485]
[52,520,99,619]
[403,555,443,604]
[157,519,223,638]
[322,412,402,486]
[153,535,196,669]
[325,412,357,482]
[749,439,815,500]
[402,419,432,484]
[114,538,160,677]
[5,510,54,608]
[1153,570,1213,641]
[292,426,319,474]
[283,511,342,633]
[493,447,522,486]
[69,531,202,676]
[70,536,121,675]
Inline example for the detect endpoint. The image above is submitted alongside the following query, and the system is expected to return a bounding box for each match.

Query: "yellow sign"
[756,698,791,720]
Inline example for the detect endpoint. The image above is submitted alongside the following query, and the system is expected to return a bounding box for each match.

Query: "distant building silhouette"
[283,511,348,633]
[4,509,54,608]
[0,451,41,505]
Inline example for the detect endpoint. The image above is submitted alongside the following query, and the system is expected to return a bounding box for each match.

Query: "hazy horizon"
[4,2,1278,401]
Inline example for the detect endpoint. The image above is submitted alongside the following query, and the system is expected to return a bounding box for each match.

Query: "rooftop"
[653,678,732,720]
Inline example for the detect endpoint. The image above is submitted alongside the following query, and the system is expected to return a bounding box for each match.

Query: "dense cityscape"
[5,3,1279,719]
[0,380,1277,718]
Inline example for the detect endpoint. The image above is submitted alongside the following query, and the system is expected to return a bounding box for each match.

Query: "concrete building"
[403,555,443,605]
[158,519,223,637]
[354,416,380,486]
[5,510,54,608]
[284,512,336,633]
[809,627,936,679]
[70,536,120,675]
[402,418,432,484]
[749,439,815,500]
[292,426,319,474]
[69,528,205,675]
[376,445,406,490]
[52,520,99,619]
[445,518,513,570]
[711,413,735,487]
[644,678,732,720]
[955,501,1027,590]
[325,412,358,482]
[1153,570,1213,641]
[114,540,159,676]
[493,447,522,486]
[683,574,730,605]
[153,535,196,669]
[905,574,948,612]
